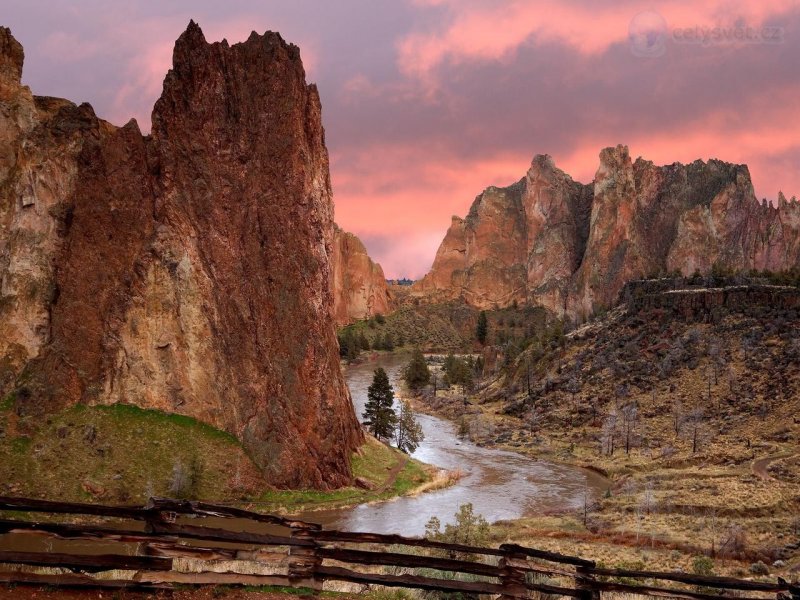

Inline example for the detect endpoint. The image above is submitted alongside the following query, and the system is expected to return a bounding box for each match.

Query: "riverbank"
[415,380,799,578]
[244,435,444,515]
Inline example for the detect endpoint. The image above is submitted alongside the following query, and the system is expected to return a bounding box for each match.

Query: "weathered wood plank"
[501,543,595,568]
[0,518,168,543]
[0,550,172,573]
[316,565,520,597]
[147,521,312,547]
[146,498,320,531]
[0,518,303,550]
[588,579,775,600]
[319,546,500,578]
[316,529,506,556]
[586,568,791,592]
[135,570,319,589]
[0,496,155,520]
[0,571,172,590]
[505,556,576,578]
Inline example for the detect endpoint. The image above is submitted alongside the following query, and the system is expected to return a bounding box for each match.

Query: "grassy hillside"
[0,399,434,509]
[0,399,267,502]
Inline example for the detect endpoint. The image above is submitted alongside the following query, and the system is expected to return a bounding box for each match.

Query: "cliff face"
[331,226,393,325]
[0,23,363,488]
[414,145,800,317]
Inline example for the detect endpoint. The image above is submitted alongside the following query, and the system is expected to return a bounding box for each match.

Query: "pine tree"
[358,331,370,351]
[396,400,424,453]
[476,311,488,345]
[337,329,359,360]
[403,348,430,391]
[362,368,397,440]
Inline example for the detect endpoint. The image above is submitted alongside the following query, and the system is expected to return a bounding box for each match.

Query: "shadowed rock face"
[331,226,393,326]
[0,23,363,488]
[415,144,800,318]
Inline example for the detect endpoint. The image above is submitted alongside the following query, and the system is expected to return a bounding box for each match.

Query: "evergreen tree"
[358,331,370,351]
[476,311,488,345]
[403,348,431,391]
[395,400,424,453]
[443,353,473,389]
[474,355,484,377]
[362,368,397,440]
[384,333,395,351]
[337,329,359,360]
[373,333,385,351]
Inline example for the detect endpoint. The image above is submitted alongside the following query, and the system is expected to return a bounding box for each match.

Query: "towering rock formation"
[331,225,393,325]
[0,23,363,488]
[414,145,800,317]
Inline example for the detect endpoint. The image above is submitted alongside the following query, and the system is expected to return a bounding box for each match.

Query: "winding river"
[298,353,606,536]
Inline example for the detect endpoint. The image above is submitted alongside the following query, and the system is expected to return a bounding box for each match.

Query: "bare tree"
[566,375,582,406]
[601,406,619,456]
[671,399,684,437]
[639,480,656,515]
[620,402,639,455]
[527,408,543,437]
[685,406,708,454]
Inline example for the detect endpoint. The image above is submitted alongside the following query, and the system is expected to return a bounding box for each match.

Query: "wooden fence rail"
[0,496,797,599]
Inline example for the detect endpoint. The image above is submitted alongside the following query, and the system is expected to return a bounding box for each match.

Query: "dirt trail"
[752,453,794,481]
[376,454,409,493]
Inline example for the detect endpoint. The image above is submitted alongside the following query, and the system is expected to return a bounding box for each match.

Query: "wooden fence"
[0,496,797,599]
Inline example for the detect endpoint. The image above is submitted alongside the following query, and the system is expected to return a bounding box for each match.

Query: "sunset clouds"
[4,0,798,277]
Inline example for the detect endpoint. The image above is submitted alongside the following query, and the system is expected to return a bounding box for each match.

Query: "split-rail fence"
[0,496,797,600]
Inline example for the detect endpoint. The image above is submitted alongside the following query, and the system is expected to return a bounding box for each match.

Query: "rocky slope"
[0,23,362,488]
[331,225,393,325]
[413,145,800,318]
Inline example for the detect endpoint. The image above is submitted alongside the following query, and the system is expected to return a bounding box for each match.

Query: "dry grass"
[414,306,800,578]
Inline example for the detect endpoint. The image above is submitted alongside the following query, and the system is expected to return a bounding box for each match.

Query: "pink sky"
[4,0,798,278]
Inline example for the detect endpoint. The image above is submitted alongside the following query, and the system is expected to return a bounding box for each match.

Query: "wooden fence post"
[288,527,322,592]
[498,544,528,600]
[576,566,600,600]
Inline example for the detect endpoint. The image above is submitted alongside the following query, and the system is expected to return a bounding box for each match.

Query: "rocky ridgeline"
[0,23,363,487]
[413,145,800,319]
[621,278,800,320]
[331,225,394,326]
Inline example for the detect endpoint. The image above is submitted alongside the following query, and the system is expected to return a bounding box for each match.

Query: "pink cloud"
[334,86,800,278]
[397,0,797,83]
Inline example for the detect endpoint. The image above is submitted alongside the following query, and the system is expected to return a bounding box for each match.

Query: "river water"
[0,353,605,553]
[296,353,606,536]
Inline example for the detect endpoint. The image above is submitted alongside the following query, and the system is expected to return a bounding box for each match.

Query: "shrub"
[692,555,714,576]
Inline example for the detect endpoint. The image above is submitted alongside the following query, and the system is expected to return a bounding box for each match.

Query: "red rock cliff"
[0,23,363,488]
[331,225,393,325]
[414,145,799,318]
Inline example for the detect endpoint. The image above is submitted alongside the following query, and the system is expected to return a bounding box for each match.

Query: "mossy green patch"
[0,393,14,412]
[0,403,263,503]
[255,436,431,512]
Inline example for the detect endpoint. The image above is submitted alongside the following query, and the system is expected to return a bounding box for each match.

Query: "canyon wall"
[414,145,800,318]
[331,226,393,325]
[0,23,363,488]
